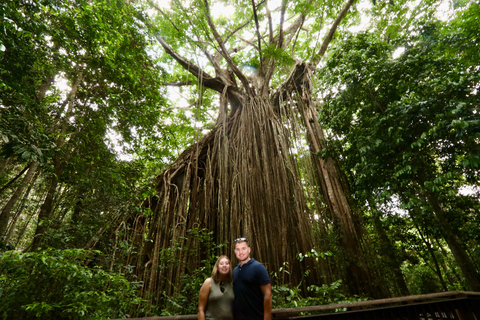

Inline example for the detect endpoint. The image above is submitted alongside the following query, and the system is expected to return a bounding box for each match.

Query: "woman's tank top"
[206,278,234,320]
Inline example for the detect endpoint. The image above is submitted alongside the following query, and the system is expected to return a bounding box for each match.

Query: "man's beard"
[238,256,249,262]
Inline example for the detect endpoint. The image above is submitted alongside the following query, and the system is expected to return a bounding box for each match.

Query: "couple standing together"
[198,238,272,320]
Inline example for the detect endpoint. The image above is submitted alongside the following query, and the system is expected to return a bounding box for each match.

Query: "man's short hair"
[234,237,249,245]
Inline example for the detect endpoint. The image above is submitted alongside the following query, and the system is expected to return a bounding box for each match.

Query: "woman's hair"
[211,255,233,282]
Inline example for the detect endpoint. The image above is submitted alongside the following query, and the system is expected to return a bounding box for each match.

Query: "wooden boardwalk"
[111,291,480,320]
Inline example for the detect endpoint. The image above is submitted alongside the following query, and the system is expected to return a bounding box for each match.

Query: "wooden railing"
[111,291,480,320]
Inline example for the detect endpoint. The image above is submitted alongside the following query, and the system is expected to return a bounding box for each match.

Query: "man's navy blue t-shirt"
[233,258,271,320]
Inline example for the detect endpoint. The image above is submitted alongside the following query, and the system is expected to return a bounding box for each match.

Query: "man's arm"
[260,282,272,320]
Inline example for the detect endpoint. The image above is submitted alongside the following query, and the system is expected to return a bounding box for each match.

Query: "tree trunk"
[29,171,59,251]
[0,157,10,177]
[29,72,82,251]
[4,170,39,245]
[16,205,40,249]
[29,147,73,251]
[416,225,448,291]
[0,162,39,239]
[141,93,321,300]
[436,238,466,290]
[427,193,480,291]
[287,63,383,298]
[0,164,29,196]
[368,199,410,296]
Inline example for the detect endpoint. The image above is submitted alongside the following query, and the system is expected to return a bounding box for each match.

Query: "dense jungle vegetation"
[0,0,479,319]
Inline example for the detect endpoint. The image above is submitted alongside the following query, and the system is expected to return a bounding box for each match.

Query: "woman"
[198,255,234,320]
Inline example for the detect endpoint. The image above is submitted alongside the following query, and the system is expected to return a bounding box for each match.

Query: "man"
[232,237,272,320]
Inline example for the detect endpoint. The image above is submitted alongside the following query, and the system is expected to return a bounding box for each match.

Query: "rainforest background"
[0,0,479,319]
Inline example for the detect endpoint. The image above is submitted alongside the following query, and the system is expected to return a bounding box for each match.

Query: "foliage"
[0,248,151,320]
[0,0,57,164]
[158,228,227,316]
[318,1,480,292]
[0,0,197,251]
[320,27,480,194]
[403,263,444,295]
[272,276,363,310]
[271,251,365,311]
[271,263,366,316]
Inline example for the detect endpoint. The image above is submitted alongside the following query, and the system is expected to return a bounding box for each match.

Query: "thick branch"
[204,0,251,93]
[310,0,357,66]
[289,11,310,57]
[270,0,311,50]
[151,0,221,72]
[164,81,194,87]
[277,0,287,48]
[144,0,213,84]
[154,33,242,110]
[231,35,259,51]
[154,34,213,87]
[262,0,288,92]
[224,19,252,44]
[251,0,263,70]
[0,165,29,195]
[141,1,243,110]
[266,0,274,44]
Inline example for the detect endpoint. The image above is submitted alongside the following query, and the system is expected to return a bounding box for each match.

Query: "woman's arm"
[198,278,212,320]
